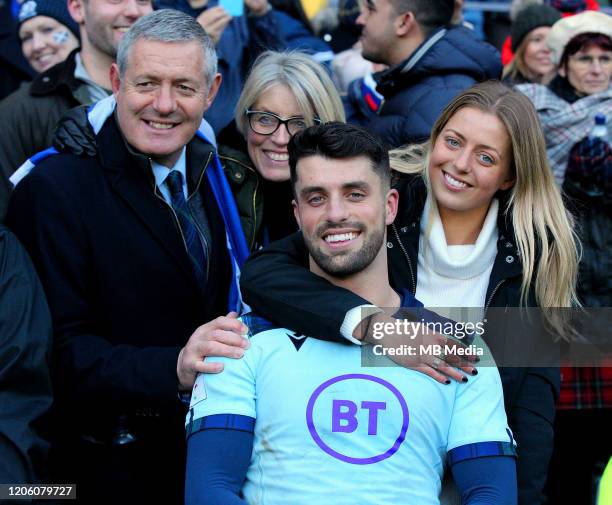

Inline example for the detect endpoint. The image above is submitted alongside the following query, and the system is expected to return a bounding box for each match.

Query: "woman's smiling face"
[523,26,555,79]
[246,85,306,182]
[429,106,514,221]
[19,16,79,73]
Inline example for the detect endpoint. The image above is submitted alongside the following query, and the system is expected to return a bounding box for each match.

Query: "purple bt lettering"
[332,400,359,433]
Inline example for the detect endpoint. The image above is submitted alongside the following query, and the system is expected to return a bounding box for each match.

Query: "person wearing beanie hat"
[503,4,562,84]
[17,0,80,73]
[501,0,600,66]
[547,10,612,99]
[511,4,562,52]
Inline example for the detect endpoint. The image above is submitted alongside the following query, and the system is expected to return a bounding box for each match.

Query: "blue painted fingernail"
[471,369,478,375]
[444,379,451,385]
[462,376,468,383]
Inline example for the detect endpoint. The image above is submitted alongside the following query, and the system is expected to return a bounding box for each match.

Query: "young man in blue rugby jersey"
[185,122,517,505]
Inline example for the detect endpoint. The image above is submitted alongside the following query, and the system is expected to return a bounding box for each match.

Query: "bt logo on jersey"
[332,399,387,435]
[306,374,410,465]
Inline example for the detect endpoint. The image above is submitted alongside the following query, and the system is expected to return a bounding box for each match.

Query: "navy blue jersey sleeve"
[185,422,253,505]
[451,456,517,505]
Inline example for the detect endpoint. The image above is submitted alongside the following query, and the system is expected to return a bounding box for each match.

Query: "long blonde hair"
[391,81,579,332]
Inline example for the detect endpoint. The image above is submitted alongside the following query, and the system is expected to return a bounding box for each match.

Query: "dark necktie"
[164,170,207,288]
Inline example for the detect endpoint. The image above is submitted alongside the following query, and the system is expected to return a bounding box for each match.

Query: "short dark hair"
[289,122,390,191]
[560,32,612,69]
[392,0,454,34]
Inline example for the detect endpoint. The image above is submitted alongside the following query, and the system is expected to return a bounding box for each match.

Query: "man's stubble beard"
[307,223,386,279]
[84,11,119,59]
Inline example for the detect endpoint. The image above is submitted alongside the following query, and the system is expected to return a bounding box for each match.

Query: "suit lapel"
[97,117,201,293]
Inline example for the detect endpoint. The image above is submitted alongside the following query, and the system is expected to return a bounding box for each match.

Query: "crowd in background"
[0,0,610,504]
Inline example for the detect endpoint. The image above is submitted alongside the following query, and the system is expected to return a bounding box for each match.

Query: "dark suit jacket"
[6,116,231,499]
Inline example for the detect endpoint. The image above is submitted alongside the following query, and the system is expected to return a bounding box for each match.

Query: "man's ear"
[385,188,399,225]
[395,10,415,37]
[204,73,222,111]
[110,63,121,95]
[67,0,85,24]
[292,199,301,229]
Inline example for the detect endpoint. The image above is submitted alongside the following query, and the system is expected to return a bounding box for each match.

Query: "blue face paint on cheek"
[52,30,69,44]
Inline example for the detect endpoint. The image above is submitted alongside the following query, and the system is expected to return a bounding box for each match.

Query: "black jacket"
[0,50,102,220]
[6,116,232,500]
[345,26,502,147]
[241,175,559,505]
[0,225,52,484]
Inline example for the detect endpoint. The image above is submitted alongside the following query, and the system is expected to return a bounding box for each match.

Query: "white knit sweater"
[415,197,499,312]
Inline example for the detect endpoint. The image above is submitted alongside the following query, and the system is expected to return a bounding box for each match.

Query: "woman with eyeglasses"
[548,12,612,101]
[217,50,345,250]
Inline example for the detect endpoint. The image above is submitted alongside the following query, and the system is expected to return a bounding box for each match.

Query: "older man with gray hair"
[6,9,250,503]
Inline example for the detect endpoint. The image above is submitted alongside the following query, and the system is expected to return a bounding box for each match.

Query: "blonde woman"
[218,50,345,249]
[241,81,579,504]
[502,4,561,85]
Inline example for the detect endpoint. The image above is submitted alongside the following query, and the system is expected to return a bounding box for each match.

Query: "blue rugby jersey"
[187,313,515,505]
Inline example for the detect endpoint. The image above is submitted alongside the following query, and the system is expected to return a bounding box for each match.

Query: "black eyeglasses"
[246,110,321,137]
